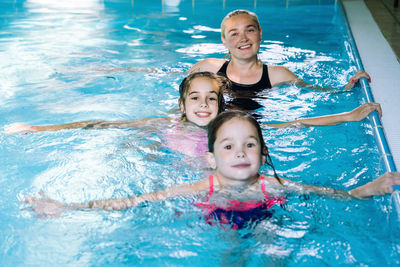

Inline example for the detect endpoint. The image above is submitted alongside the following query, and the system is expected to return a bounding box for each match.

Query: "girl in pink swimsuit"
[24,111,400,229]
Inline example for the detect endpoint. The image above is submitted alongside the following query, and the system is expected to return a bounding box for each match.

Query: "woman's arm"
[264,102,381,128]
[270,66,370,92]
[5,117,171,134]
[280,172,400,200]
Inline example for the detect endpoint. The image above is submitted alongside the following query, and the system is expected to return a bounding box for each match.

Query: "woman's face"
[222,14,262,61]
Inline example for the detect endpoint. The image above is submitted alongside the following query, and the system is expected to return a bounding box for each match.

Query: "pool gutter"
[340,0,400,219]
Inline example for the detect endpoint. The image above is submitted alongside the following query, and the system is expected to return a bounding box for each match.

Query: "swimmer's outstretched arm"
[264,102,381,128]
[23,179,209,216]
[279,172,400,200]
[5,117,172,134]
[94,67,184,74]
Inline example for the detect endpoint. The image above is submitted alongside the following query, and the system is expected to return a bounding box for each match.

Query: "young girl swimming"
[4,71,382,158]
[5,72,227,157]
[5,71,381,134]
[24,110,400,228]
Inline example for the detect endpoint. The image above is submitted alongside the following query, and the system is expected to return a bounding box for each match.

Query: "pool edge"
[341,0,400,219]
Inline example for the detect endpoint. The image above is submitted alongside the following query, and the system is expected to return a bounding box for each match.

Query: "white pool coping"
[342,0,400,171]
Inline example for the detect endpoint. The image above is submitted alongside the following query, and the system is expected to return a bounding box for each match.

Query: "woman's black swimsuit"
[217,61,272,111]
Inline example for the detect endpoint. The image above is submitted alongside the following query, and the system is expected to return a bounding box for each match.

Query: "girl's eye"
[248,28,255,32]
[247,143,255,148]
[224,145,232,150]
[190,97,198,100]
[230,32,238,37]
[209,97,217,101]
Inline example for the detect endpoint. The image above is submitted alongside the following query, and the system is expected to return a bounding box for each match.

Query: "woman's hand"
[344,70,371,91]
[345,102,382,121]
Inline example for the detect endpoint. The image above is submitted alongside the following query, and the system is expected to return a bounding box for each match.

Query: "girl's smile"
[180,77,220,127]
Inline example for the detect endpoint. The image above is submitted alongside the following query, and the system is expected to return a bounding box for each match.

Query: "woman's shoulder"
[188,58,226,73]
[267,65,298,86]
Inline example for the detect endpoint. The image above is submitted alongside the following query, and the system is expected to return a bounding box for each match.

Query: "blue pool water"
[1,0,399,265]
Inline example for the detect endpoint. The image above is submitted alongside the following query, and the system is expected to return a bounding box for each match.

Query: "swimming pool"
[1,0,399,265]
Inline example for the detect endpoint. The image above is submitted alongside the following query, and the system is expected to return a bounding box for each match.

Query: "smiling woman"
[189,9,371,111]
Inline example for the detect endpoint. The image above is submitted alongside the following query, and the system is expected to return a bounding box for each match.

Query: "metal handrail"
[339,0,400,220]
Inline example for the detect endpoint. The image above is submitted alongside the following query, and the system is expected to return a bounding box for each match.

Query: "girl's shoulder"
[188,58,226,73]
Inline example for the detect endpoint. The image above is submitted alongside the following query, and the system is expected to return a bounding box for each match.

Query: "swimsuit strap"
[217,61,229,75]
[261,174,286,206]
[260,175,270,199]
[205,175,214,202]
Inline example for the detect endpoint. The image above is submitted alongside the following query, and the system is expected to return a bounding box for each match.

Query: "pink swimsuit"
[163,125,208,157]
[195,175,286,229]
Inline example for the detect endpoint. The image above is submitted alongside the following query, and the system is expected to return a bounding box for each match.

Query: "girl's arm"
[270,67,370,92]
[280,172,400,200]
[94,67,183,74]
[23,179,210,215]
[264,102,381,128]
[5,117,171,134]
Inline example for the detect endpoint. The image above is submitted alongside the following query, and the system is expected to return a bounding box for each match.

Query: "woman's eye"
[224,145,232,150]
[230,32,238,37]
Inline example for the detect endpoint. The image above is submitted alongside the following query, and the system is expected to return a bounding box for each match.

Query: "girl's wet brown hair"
[207,110,281,183]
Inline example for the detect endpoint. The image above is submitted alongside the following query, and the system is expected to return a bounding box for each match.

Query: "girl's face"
[222,14,262,61]
[179,77,220,127]
[207,117,265,185]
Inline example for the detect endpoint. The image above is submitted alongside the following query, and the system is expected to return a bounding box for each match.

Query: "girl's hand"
[346,102,382,121]
[350,172,400,199]
[4,123,36,134]
[23,192,66,217]
[344,70,371,91]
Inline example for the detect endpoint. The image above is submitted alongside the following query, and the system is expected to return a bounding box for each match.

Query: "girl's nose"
[236,151,245,158]
[200,102,208,108]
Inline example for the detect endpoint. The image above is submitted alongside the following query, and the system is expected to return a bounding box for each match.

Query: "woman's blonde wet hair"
[221,9,261,39]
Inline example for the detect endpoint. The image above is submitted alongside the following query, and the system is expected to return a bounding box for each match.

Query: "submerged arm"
[94,67,184,74]
[5,117,171,134]
[87,179,209,210]
[23,179,209,215]
[264,102,381,128]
